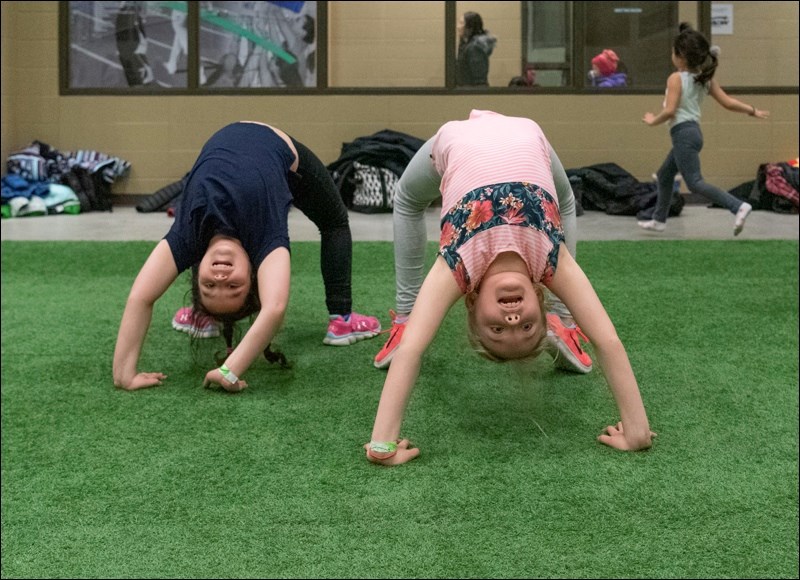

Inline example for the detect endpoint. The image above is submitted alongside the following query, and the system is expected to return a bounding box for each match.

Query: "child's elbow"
[262,300,288,324]
[594,331,624,353]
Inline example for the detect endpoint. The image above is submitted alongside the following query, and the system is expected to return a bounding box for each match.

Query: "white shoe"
[734,202,752,236]
[637,219,666,232]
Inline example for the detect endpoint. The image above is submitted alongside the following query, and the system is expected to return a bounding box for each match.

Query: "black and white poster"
[66,1,317,90]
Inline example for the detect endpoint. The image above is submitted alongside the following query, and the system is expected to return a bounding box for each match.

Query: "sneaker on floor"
[546,313,593,374]
[323,312,381,346]
[373,310,407,369]
[734,202,752,236]
[172,307,220,338]
[637,219,666,232]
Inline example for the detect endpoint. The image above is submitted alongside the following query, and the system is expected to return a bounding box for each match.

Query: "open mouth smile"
[498,295,522,308]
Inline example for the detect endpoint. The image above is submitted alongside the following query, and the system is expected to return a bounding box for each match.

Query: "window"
[524,1,573,87]
[63,0,320,93]
[60,1,798,95]
[523,1,678,90]
[199,1,318,88]
[67,1,189,90]
[581,1,678,89]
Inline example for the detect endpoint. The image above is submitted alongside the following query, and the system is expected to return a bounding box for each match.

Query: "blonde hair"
[465,282,549,362]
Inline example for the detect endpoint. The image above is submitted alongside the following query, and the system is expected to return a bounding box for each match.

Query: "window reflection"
[455,10,497,87]
[523,1,679,89]
[523,1,572,87]
[582,1,677,88]
[199,1,317,88]
[68,0,188,89]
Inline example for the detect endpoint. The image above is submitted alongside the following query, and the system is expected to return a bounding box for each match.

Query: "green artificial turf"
[1,239,798,579]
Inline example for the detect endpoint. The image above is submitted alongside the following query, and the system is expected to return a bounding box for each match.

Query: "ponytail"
[673,22,718,85]
[189,264,291,369]
[213,317,291,369]
[695,51,718,85]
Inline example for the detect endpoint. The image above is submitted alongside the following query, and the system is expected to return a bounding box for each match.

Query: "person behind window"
[508,66,538,88]
[114,1,154,87]
[588,49,627,88]
[163,7,188,76]
[203,52,242,87]
[273,12,316,87]
[456,12,497,87]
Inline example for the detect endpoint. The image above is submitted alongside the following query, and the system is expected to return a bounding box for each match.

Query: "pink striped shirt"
[433,110,562,292]
[432,110,556,213]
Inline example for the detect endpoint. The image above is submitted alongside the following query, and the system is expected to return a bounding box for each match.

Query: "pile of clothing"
[1,140,131,218]
[727,160,799,214]
[566,162,684,220]
[326,129,425,212]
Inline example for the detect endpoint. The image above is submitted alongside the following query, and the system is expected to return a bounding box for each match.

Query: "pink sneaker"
[172,307,220,338]
[373,310,407,369]
[323,312,381,346]
[546,313,593,373]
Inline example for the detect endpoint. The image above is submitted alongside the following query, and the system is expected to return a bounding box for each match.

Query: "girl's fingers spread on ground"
[386,448,420,465]
[597,434,624,450]
[401,448,420,464]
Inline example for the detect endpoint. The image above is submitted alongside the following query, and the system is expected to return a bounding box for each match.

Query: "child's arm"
[708,80,770,118]
[547,247,654,451]
[366,256,462,465]
[113,240,179,390]
[202,247,290,392]
[643,72,682,126]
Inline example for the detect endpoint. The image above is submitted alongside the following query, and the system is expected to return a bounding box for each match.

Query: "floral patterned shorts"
[439,181,564,292]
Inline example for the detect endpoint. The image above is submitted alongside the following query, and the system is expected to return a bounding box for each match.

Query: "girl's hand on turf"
[598,421,656,451]
[364,438,420,466]
[117,372,167,391]
[203,369,248,392]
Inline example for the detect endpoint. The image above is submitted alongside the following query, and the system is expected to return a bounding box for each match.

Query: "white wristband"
[219,364,239,384]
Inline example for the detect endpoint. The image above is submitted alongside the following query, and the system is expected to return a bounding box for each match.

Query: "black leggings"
[290,137,352,316]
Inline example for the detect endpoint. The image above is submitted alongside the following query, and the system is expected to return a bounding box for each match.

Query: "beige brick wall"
[711,1,800,87]
[1,1,797,197]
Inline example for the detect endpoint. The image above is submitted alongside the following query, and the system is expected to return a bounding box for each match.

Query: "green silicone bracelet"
[219,364,238,384]
[369,441,398,454]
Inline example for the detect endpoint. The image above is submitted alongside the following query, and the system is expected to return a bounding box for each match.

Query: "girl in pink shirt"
[366,110,654,464]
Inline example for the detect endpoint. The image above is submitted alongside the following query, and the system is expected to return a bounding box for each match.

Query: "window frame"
[58,1,798,96]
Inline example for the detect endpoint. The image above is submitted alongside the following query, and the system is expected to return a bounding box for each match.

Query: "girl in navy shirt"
[113,121,379,392]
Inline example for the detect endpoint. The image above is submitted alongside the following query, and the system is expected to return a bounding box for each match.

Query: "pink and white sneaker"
[373,310,407,369]
[172,307,220,338]
[323,312,381,346]
[546,313,593,374]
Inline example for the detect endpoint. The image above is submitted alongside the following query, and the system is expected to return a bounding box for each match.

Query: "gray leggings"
[393,137,578,321]
[653,121,746,223]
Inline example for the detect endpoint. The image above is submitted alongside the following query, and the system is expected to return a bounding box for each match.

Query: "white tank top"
[670,71,708,127]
